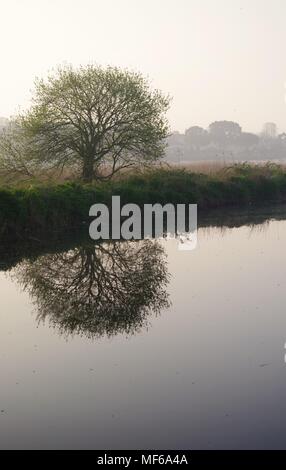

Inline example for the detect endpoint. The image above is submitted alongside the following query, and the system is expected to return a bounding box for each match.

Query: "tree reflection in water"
[14,240,170,339]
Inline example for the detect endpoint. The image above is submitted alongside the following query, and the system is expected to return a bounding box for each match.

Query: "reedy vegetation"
[1,164,286,242]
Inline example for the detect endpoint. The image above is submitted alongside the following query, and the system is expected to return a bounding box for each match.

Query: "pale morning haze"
[1,0,286,133]
[3,0,286,454]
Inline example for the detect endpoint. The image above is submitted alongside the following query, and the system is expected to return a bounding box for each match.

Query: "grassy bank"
[1,163,286,242]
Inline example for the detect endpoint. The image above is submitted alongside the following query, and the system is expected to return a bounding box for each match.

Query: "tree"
[238,132,259,148]
[185,126,209,148]
[0,121,38,180]
[20,65,171,182]
[278,133,286,143]
[209,121,242,144]
[0,117,9,130]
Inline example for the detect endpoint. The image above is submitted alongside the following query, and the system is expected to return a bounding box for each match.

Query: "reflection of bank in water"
[89,197,197,252]
[12,239,170,340]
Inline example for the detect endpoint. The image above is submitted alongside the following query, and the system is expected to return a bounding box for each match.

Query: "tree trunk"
[82,157,94,183]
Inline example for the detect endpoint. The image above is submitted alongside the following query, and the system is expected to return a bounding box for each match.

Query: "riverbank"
[1,164,286,242]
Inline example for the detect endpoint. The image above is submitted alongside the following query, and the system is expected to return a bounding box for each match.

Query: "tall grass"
[1,163,286,242]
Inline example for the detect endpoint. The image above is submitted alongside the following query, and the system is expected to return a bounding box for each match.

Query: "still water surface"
[1,207,286,449]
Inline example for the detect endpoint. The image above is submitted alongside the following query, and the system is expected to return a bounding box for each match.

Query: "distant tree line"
[165,121,286,163]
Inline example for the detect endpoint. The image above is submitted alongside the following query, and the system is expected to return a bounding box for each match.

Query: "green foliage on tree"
[11,65,170,182]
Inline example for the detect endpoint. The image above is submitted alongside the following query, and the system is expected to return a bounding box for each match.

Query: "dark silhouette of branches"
[14,240,170,339]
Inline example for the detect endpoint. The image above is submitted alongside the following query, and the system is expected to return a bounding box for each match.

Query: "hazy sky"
[1,0,286,133]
